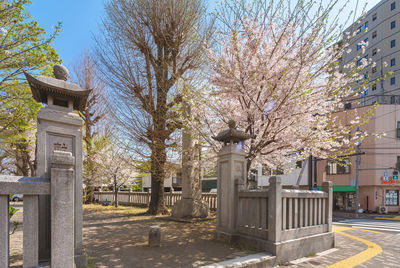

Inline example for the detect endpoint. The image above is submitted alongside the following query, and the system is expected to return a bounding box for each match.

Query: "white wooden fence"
[94,191,218,210]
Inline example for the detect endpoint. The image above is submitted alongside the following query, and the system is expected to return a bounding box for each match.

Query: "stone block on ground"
[171,198,209,218]
[149,226,161,247]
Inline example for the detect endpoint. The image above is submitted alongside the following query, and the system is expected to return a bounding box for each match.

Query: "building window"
[357,38,368,51]
[391,77,396,85]
[372,48,377,56]
[296,161,303,169]
[344,103,352,109]
[391,39,396,48]
[392,96,396,104]
[391,58,396,66]
[356,55,369,67]
[372,83,377,90]
[372,66,377,73]
[327,159,350,175]
[386,190,398,206]
[392,2,396,10]
[357,21,368,33]
[397,121,400,137]
[372,31,377,38]
[391,21,396,29]
[373,13,377,21]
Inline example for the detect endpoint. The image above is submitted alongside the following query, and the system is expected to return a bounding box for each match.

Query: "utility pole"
[355,127,361,217]
[308,156,313,190]
[313,155,317,188]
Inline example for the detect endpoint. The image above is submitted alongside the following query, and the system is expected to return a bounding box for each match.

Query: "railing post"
[0,195,9,268]
[268,176,282,243]
[51,151,75,268]
[322,181,333,232]
[24,195,39,267]
[233,179,239,232]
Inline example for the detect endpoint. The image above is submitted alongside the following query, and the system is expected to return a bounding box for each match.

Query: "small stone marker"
[149,226,161,247]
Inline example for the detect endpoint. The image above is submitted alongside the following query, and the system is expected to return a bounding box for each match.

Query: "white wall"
[142,173,172,189]
[257,160,309,187]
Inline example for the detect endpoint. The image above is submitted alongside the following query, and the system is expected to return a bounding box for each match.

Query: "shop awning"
[316,186,355,192]
[333,186,355,192]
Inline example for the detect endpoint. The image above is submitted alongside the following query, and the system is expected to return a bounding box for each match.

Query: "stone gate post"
[268,176,282,243]
[25,65,90,267]
[322,181,333,232]
[51,151,75,267]
[213,120,251,239]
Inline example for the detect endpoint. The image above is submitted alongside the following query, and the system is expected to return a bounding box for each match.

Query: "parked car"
[10,194,23,202]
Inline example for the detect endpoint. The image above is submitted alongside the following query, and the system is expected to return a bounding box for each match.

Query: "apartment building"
[341,0,400,106]
[316,105,400,213]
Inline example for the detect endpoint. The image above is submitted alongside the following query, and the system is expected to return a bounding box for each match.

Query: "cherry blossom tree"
[202,0,376,172]
[95,139,135,207]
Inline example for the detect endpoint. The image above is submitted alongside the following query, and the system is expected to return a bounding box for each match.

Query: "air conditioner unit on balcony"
[378,205,388,214]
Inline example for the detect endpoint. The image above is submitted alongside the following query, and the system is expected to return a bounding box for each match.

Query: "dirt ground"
[83,204,255,268]
[9,203,256,268]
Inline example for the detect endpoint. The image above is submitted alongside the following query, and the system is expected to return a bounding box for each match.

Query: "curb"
[199,253,276,268]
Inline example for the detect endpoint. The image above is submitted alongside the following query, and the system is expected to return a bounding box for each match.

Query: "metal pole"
[313,155,317,188]
[308,156,313,190]
[355,127,361,217]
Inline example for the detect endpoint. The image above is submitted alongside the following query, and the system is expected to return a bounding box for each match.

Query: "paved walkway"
[284,224,400,267]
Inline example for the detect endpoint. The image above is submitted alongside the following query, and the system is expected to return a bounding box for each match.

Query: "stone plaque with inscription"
[46,134,74,177]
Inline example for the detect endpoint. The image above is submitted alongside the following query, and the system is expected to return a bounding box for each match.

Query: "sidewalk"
[283,225,400,267]
[282,228,366,267]
[333,211,400,221]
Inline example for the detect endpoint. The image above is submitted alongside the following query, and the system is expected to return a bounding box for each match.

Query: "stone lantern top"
[212,120,252,145]
[24,65,91,112]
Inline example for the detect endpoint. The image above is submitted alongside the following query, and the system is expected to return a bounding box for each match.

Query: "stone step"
[200,252,276,268]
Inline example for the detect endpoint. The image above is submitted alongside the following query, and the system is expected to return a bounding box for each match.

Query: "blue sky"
[28,0,104,69]
[28,0,381,69]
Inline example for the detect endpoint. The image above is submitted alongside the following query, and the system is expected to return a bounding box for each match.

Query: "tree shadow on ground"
[83,204,256,268]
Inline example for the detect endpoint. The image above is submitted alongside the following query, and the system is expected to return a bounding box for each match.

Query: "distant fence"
[93,191,217,210]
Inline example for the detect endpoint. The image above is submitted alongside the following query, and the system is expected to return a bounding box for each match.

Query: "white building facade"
[341,0,400,106]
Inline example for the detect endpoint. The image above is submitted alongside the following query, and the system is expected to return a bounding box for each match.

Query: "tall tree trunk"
[114,174,118,207]
[15,142,31,176]
[148,137,169,215]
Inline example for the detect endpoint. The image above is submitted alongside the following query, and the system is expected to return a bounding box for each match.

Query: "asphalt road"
[333,218,400,234]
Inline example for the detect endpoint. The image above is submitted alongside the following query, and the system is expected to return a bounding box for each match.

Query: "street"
[334,218,400,234]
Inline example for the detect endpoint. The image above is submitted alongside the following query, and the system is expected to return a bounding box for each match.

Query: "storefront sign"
[381,176,400,184]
